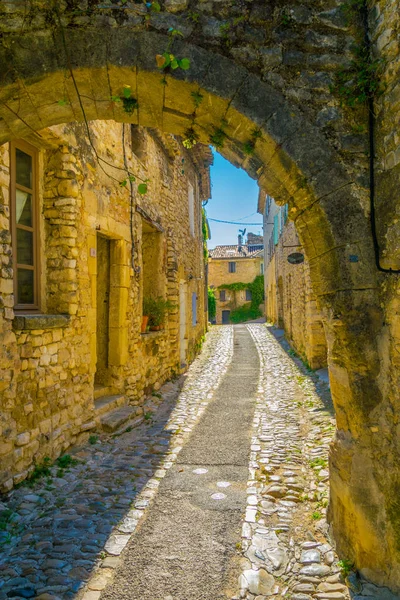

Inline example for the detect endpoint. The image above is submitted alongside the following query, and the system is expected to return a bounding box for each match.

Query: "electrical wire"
[208,218,263,226]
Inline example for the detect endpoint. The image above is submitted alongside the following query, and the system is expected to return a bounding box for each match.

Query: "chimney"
[238,234,243,250]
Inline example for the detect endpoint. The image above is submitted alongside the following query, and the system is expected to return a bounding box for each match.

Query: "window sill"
[13,314,71,331]
[140,330,166,338]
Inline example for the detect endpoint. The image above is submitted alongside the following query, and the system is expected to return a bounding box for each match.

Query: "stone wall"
[0,122,210,492]
[265,220,327,370]
[208,256,263,324]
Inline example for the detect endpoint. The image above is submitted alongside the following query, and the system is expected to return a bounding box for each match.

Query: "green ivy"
[208,287,216,320]
[201,207,209,261]
[219,274,264,321]
[230,303,261,323]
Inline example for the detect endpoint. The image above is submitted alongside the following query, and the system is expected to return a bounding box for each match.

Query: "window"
[265,194,272,218]
[11,141,39,310]
[273,214,279,245]
[245,289,252,301]
[219,290,226,302]
[188,183,195,236]
[228,262,236,273]
[131,125,147,161]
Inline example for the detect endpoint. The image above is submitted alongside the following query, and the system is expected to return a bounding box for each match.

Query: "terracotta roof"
[209,244,264,259]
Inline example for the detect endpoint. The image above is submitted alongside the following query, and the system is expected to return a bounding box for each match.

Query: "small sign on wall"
[90,248,96,257]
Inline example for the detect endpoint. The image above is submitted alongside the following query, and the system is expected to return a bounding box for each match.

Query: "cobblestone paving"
[0,327,234,600]
[234,324,395,600]
[1,324,397,600]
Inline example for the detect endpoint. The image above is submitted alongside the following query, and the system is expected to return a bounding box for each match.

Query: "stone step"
[94,384,113,400]
[94,394,126,417]
[100,406,138,433]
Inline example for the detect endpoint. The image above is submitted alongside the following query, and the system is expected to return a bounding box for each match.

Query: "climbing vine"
[208,288,216,321]
[219,275,264,323]
[201,207,209,261]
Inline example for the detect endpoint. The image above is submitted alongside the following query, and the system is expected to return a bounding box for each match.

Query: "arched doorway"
[0,8,398,590]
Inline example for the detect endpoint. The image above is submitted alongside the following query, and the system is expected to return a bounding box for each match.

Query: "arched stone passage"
[0,7,399,592]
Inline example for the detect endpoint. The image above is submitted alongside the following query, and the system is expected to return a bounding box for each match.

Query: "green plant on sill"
[143,296,175,327]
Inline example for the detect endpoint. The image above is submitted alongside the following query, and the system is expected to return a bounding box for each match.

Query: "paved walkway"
[0,325,397,600]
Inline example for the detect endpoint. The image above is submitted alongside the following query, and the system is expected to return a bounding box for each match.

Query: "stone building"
[0,121,212,491]
[208,234,264,324]
[260,192,327,370]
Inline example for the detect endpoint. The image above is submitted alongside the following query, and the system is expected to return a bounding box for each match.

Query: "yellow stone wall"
[265,221,327,370]
[208,256,263,324]
[0,122,208,491]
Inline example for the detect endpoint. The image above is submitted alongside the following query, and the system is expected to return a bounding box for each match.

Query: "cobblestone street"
[0,325,396,600]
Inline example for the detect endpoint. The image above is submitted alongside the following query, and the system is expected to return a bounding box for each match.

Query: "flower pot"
[150,325,162,331]
[141,315,149,333]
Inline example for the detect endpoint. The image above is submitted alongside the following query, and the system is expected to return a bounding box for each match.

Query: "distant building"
[208,234,264,324]
[258,191,327,369]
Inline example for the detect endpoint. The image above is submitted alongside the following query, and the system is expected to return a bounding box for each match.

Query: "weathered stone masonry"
[0,121,210,493]
[0,0,399,592]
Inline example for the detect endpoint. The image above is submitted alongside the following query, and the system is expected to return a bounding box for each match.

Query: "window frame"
[219,290,226,302]
[245,289,252,301]
[10,140,41,312]
[228,261,236,273]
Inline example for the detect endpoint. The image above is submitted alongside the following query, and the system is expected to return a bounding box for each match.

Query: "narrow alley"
[1,325,394,600]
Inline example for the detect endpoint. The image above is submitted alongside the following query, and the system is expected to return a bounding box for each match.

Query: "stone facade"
[208,237,263,324]
[262,195,327,370]
[0,121,211,492]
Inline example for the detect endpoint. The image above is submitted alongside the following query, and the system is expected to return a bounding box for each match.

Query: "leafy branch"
[156,28,191,80]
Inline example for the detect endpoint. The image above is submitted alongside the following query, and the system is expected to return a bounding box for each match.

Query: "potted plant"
[141,314,149,333]
[143,296,175,331]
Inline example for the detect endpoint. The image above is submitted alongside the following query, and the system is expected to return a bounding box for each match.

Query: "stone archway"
[0,3,399,591]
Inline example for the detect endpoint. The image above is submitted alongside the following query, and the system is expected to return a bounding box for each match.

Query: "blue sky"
[206,151,262,248]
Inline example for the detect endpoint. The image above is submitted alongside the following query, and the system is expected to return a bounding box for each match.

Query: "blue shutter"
[273,214,279,245]
[192,292,197,326]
